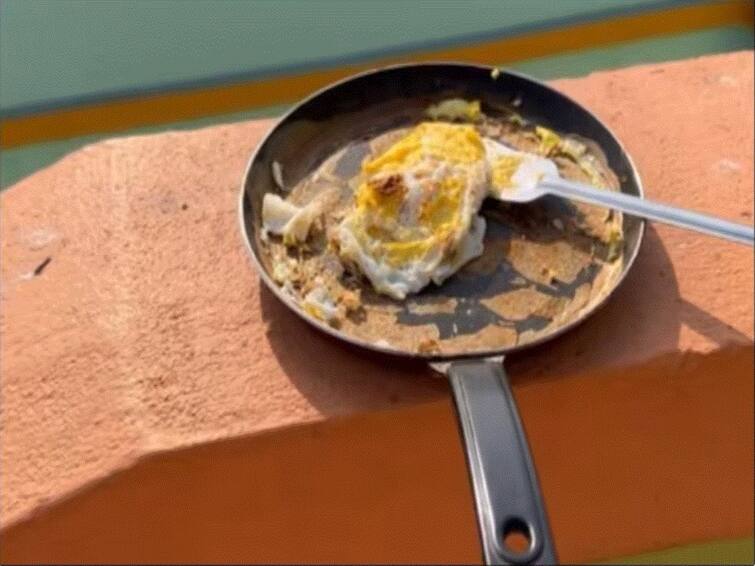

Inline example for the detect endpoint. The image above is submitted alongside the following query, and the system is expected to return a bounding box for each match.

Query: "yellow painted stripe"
[1,0,752,149]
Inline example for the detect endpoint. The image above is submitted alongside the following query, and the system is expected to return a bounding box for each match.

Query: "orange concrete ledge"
[1,52,753,563]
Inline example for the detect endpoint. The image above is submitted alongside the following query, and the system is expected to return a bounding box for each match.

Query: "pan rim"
[238,61,646,361]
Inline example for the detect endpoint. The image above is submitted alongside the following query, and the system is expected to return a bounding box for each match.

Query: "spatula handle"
[449,359,557,565]
[540,177,754,246]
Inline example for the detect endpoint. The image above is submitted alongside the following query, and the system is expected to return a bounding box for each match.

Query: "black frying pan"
[239,63,644,565]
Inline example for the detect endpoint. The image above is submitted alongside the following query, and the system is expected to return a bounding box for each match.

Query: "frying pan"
[239,63,645,565]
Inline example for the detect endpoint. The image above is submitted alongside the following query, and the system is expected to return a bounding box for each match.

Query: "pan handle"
[448,359,557,565]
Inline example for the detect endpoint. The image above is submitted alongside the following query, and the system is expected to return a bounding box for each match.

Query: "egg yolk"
[349,122,482,267]
[362,122,484,175]
[491,155,524,190]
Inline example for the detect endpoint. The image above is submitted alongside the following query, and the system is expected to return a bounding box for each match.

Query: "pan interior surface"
[241,64,643,359]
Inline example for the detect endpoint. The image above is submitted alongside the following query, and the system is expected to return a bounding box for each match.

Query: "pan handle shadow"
[677,297,751,345]
[258,284,445,416]
[507,225,750,383]
[506,226,677,381]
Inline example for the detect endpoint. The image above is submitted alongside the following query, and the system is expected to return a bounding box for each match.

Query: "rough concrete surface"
[1,52,753,562]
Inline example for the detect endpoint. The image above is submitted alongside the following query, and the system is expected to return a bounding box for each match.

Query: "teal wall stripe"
[0,0,708,117]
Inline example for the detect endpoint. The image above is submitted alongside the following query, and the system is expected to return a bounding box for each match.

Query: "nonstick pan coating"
[239,63,644,361]
[239,63,645,565]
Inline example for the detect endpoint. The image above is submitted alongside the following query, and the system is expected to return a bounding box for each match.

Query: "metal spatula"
[500,176,754,246]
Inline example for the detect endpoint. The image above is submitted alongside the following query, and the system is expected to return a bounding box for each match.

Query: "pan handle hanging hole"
[501,517,534,557]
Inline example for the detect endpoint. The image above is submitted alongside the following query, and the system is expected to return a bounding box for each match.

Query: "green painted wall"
[2,25,752,189]
[1,0,671,112]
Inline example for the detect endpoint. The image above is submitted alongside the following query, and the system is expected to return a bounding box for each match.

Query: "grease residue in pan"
[260,114,625,356]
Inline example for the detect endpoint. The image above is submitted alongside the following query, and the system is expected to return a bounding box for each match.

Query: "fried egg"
[332,121,561,300]
[336,122,488,299]
[262,193,321,245]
